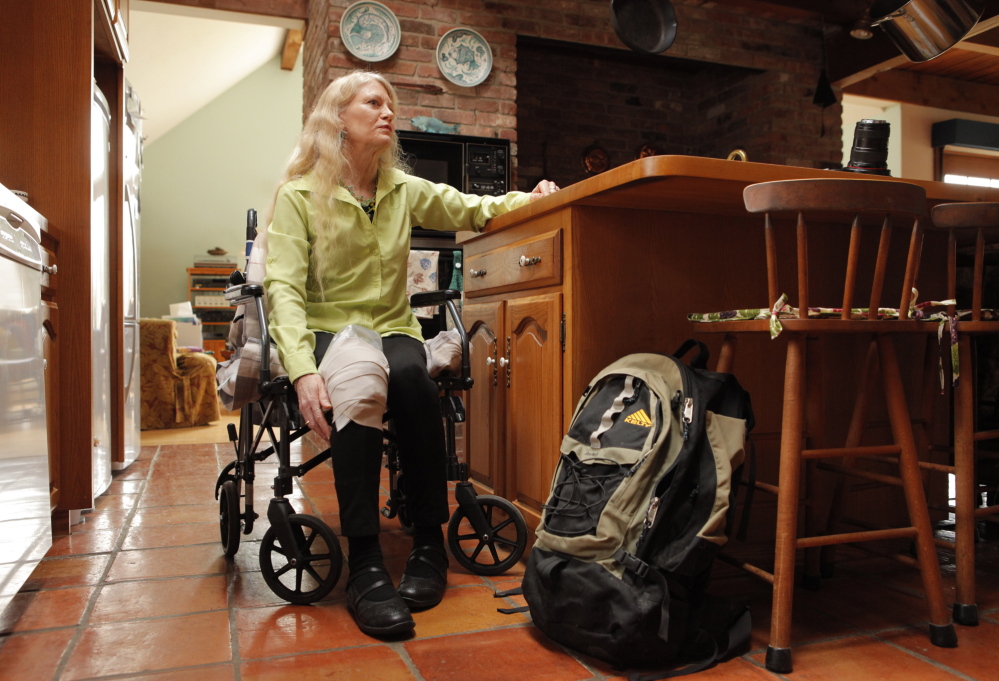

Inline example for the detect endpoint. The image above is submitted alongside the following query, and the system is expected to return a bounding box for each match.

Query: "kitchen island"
[459,155,999,540]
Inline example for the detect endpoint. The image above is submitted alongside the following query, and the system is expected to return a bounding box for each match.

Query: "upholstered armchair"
[139,318,220,429]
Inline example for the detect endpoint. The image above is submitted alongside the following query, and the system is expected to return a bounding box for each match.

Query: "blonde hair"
[268,70,405,292]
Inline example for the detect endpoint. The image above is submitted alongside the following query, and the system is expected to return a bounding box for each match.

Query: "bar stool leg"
[766,334,806,674]
[878,335,958,647]
[953,334,979,626]
[716,333,738,374]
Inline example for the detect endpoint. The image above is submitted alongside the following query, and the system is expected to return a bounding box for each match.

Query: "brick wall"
[303,0,843,184]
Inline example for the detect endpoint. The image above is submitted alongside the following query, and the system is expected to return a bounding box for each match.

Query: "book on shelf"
[193,254,238,269]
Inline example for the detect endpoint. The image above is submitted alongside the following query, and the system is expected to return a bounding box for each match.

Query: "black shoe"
[397,545,448,610]
[345,566,415,637]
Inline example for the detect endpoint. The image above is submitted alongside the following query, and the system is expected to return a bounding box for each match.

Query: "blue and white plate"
[436,28,493,87]
[340,1,401,63]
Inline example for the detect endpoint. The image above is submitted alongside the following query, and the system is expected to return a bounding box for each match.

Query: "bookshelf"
[187,267,235,358]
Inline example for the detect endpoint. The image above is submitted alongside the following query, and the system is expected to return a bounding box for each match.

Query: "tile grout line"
[389,641,426,680]
[741,653,792,680]
[875,632,982,681]
[48,445,160,681]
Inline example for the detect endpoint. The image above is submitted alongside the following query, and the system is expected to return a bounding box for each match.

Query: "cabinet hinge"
[560,313,566,352]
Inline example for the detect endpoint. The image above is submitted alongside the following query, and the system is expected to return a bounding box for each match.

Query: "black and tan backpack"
[521,342,755,677]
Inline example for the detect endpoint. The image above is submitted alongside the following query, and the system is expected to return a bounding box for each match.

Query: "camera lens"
[844,119,891,176]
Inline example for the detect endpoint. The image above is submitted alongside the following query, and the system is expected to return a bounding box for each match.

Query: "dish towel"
[407,250,439,318]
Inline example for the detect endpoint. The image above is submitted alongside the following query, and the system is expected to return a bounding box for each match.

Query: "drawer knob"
[43,264,58,275]
[485,357,495,367]
[498,357,509,368]
[519,255,541,267]
[469,268,487,278]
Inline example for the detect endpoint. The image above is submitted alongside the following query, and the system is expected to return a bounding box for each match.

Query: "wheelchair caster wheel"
[447,495,527,576]
[259,514,342,604]
[219,479,241,558]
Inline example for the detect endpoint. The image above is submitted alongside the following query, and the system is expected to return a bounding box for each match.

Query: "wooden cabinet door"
[505,293,563,522]
[464,301,506,496]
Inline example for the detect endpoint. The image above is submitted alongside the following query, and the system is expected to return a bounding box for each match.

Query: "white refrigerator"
[91,83,112,496]
[117,81,142,469]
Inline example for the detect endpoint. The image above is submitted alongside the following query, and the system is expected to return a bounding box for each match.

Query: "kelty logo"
[624,409,652,427]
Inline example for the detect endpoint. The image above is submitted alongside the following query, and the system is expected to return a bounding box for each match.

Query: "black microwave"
[397,130,511,197]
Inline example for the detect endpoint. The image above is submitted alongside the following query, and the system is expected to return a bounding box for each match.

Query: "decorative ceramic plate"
[340,1,401,62]
[436,28,493,87]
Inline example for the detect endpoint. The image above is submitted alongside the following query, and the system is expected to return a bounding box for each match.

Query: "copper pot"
[871,0,985,62]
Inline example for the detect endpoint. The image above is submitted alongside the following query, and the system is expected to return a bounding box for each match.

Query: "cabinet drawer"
[464,230,561,296]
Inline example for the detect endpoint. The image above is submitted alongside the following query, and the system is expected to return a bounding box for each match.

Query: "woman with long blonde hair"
[264,70,558,637]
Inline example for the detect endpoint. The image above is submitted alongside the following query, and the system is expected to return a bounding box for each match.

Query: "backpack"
[520,342,755,677]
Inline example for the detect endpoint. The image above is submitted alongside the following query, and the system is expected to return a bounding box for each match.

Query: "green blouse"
[263,168,531,383]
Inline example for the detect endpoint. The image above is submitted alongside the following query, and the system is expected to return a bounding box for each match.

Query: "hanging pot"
[870,0,985,62]
[611,0,677,55]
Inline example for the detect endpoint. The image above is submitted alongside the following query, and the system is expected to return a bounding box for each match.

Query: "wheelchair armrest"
[409,289,461,307]
[225,283,264,304]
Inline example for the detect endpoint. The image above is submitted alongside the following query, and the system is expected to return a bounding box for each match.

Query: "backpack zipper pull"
[682,397,693,441]
[644,496,660,530]
[635,495,661,552]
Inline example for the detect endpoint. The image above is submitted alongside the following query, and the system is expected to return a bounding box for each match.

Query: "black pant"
[322,335,449,536]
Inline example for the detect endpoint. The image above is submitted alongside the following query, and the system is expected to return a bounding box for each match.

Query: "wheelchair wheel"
[447,495,528,576]
[259,514,342,604]
[219,479,241,558]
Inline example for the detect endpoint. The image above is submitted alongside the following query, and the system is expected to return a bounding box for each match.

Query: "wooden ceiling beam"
[962,24,999,56]
[829,1,999,86]
[281,28,303,70]
[842,69,999,116]
[141,0,307,21]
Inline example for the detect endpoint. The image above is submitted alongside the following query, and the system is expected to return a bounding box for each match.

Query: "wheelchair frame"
[213,217,527,604]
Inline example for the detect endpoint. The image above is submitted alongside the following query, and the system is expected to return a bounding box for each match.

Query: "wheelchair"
[213,215,528,605]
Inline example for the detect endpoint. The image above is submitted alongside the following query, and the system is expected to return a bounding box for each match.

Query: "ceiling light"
[851,16,874,40]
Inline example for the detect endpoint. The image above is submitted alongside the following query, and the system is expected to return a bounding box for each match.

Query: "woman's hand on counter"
[529,179,560,201]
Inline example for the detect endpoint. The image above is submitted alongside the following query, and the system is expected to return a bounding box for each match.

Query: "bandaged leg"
[317,331,389,432]
[424,328,463,377]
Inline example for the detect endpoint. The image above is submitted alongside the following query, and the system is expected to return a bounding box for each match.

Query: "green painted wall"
[139,55,302,319]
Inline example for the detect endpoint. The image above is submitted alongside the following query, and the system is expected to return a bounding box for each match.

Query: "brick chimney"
[304,1,843,184]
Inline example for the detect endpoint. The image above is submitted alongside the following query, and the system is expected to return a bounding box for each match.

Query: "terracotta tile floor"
[3,416,999,680]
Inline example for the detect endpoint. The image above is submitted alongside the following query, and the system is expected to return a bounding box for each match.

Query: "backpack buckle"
[613,549,649,578]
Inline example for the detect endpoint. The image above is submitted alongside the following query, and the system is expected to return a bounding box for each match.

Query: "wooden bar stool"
[689,178,957,673]
[922,202,999,626]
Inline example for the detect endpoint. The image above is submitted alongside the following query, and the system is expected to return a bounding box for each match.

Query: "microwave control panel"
[466,144,508,195]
